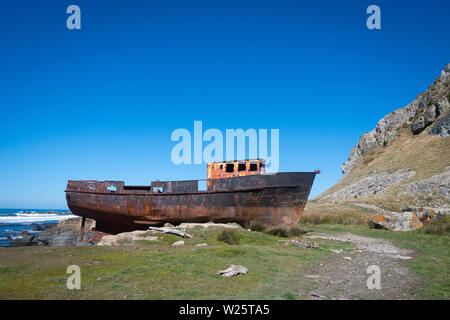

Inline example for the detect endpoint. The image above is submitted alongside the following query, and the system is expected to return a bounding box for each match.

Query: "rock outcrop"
[403,206,450,222]
[341,105,418,175]
[322,169,416,200]
[399,167,450,205]
[430,110,450,137]
[342,64,450,176]
[369,212,423,231]
[10,217,97,247]
[411,97,449,134]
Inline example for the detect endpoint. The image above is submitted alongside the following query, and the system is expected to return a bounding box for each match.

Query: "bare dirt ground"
[300,233,423,300]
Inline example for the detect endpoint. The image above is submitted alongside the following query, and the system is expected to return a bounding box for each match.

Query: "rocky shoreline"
[9,217,97,247]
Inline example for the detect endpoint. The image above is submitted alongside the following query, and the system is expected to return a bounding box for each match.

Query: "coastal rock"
[97,230,159,246]
[39,230,93,246]
[32,224,45,231]
[369,212,423,231]
[10,229,94,247]
[9,217,97,247]
[55,217,96,232]
[176,222,241,229]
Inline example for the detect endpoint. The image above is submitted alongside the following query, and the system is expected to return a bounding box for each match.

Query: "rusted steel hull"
[65,172,317,234]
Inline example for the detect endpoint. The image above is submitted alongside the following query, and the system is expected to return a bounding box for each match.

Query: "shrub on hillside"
[287,226,306,236]
[265,226,289,238]
[248,220,267,232]
[217,229,240,245]
[424,216,450,235]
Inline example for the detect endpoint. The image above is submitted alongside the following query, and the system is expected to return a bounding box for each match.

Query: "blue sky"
[0,0,449,209]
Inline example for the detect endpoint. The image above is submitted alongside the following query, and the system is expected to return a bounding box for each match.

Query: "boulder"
[403,206,450,223]
[369,212,423,231]
[195,243,208,247]
[55,217,96,232]
[176,222,241,229]
[32,224,45,231]
[412,98,449,135]
[430,110,450,137]
[98,230,159,246]
[226,222,243,228]
[171,240,185,246]
[411,116,426,134]
[163,222,175,228]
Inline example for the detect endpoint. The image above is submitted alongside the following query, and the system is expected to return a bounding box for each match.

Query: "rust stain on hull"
[65,160,319,234]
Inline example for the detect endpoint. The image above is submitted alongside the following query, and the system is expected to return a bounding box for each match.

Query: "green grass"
[0,228,346,300]
[1,224,447,299]
[302,223,450,299]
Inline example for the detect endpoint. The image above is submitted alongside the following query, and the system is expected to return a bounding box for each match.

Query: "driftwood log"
[147,226,192,238]
[217,265,248,277]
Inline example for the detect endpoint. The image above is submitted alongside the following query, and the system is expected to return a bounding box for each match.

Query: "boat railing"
[66,171,318,194]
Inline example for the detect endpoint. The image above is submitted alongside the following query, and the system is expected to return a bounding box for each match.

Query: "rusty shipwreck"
[65,159,319,234]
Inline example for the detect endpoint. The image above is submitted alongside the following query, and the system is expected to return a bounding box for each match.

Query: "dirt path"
[300,233,423,300]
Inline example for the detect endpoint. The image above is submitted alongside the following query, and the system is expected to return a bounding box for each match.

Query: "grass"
[302,223,450,299]
[1,220,447,299]
[304,201,377,224]
[0,227,344,300]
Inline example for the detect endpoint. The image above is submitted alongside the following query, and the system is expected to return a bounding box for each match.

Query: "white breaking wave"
[0,213,77,224]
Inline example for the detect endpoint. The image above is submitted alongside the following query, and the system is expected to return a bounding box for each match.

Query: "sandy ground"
[300,233,423,300]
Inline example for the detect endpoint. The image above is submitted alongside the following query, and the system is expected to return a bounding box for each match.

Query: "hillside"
[315,64,450,212]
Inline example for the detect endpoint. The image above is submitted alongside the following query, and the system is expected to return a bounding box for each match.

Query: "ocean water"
[0,209,77,247]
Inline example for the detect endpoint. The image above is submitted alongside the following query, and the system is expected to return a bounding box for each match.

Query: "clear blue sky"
[0,0,449,209]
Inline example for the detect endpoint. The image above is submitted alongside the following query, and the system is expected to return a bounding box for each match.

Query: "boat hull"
[65,172,317,234]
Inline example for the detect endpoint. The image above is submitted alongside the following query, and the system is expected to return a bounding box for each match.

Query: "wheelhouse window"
[225,163,234,173]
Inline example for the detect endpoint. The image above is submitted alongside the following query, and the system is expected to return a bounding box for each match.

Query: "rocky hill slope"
[316,64,450,211]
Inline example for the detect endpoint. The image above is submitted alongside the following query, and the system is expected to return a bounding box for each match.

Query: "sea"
[0,209,77,247]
